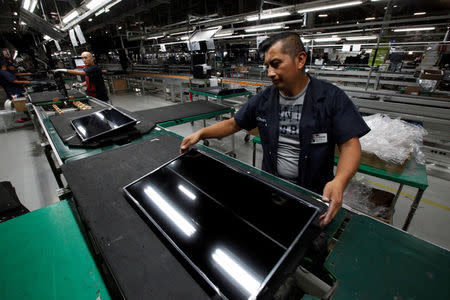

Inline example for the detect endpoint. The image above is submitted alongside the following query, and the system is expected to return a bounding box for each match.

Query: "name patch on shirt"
[311,133,328,144]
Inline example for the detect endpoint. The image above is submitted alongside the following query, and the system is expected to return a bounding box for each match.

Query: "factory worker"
[53,51,109,102]
[180,32,369,226]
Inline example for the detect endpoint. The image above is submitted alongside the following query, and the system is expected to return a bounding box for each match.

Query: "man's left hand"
[319,178,345,227]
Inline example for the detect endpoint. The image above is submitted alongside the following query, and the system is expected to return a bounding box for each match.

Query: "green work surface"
[334,156,428,190]
[252,136,428,190]
[325,214,450,299]
[43,109,232,162]
[189,89,252,100]
[158,107,234,127]
[0,200,110,300]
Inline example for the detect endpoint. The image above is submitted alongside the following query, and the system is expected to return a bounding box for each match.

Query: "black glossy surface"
[124,149,320,299]
[71,108,137,142]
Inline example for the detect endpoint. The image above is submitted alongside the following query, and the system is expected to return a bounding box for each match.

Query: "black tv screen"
[71,108,137,142]
[123,148,324,299]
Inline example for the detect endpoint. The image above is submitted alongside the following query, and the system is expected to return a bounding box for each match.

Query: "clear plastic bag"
[343,175,390,219]
[360,114,427,164]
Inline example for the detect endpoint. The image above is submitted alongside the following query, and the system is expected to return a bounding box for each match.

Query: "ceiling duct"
[20,7,66,40]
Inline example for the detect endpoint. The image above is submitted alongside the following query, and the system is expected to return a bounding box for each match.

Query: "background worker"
[53,51,109,102]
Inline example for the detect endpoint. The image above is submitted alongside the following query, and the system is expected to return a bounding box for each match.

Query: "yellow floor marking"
[367,180,450,211]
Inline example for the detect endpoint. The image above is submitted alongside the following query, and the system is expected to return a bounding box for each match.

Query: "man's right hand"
[180,131,202,154]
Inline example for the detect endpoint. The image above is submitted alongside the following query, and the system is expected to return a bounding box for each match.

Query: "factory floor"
[0,92,449,251]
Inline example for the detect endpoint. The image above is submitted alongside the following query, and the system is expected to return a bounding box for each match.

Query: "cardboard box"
[336,147,409,174]
[12,99,27,112]
[404,85,420,95]
[419,69,443,80]
[247,127,259,137]
[112,79,128,94]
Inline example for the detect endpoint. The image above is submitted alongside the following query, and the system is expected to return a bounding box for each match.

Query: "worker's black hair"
[258,32,305,59]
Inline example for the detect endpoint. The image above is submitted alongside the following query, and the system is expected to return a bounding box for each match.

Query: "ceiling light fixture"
[147,35,165,40]
[246,11,291,21]
[62,11,79,24]
[365,17,375,20]
[314,35,341,42]
[345,35,377,40]
[393,27,435,32]
[22,0,30,10]
[245,24,283,32]
[318,14,328,17]
[94,8,105,16]
[29,0,38,12]
[414,12,426,16]
[298,1,362,14]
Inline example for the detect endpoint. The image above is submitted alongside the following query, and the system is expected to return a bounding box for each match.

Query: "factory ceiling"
[1,0,449,51]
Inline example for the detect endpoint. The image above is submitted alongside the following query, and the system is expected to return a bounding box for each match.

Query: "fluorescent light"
[298,1,362,14]
[212,248,261,296]
[118,26,122,29]
[365,17,376,20]
[345,35,377,41]
[13,50,18,60]
[314,35,341,42]
[88,18,93,22]
[105,0,121,10]
[246,11,291,21]
[245,24,283,33]
[86,0,108,10]
[95,8,105,16]
[29,0,38,12]
[62,11,79,23]
[393,27,435,32]
[147,34,165,39]
[178,185,196,200]
[318,14,328,17]
[22,0,31,10]
[43,35,51,40]
[20,21,26,25]
[13,12,18,16]
[214,29,234,37]
[414,12,426,16]
[144,186,196,237]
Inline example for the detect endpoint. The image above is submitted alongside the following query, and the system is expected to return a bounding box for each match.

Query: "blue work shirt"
[235,75,370,194]
[0,70,24,98]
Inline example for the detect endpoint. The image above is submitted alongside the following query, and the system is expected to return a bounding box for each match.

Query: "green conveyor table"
[0,200,110,300]
[252,136,428,231]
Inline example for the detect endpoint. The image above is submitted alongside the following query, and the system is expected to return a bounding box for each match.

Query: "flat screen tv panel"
[71,108,137,142]
[123,148,324,299]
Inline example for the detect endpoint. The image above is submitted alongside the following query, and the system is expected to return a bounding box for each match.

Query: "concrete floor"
[0,91,449,250]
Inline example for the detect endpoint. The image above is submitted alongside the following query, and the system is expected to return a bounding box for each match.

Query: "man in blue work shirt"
[180,32,370,226]
[0,58,30,99]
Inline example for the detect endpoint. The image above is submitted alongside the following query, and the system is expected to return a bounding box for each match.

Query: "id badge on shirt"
[311,133,328,144]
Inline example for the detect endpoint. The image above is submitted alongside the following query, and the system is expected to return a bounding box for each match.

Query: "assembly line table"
[28,92,236,187]
[1,128,446,299]
[251,136,428,231]
[189,87,253,105]
[0,200,110,300]
[58,128,448,299]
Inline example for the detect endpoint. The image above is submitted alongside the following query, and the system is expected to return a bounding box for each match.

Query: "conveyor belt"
[49,101,230,148]
[61,134,210,299]
[28,90,86,104]
[134,100,231,123]
[49,106,155,148]
[61,132,326,298]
